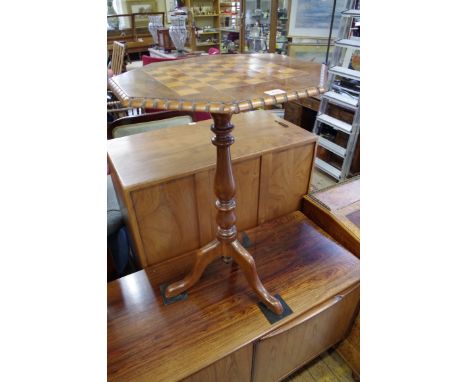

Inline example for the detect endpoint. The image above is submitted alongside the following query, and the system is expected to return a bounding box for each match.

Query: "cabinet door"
[242,0,272,53]
[252,286,359,382]
[181,344,253,382]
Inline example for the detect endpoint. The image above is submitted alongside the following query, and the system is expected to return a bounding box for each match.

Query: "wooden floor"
[283,349,355,382]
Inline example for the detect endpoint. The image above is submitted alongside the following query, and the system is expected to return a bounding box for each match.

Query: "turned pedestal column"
[165,113,283,315]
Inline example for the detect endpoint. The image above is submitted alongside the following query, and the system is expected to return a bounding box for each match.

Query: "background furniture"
[312,0,360,181]
[108,209,360,381]
[186,0,222,53]
[149,48,188,58]
[107,12,166,56]
[157,27,175,52]
[107,110,198,139]
[305,177,360,378]
[284,96,360,177]
[107,110,317,271]
[112,114,193,138]
[108,41,126,77]
[107,111,196,281]
[241,0,289,54]
[219,0,241,53]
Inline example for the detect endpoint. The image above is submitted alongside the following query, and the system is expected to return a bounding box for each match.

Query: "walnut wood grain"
[258,143,316,224]
[164,113,283,315]
[304,178,360,254]
[180,343,253,382]
[107,54,325,113]
[302,179,361,378]
[107,211,360,381]
[302,195,360,258]
[107,111,315,191]
[211,113,237,244]
[107,110,317,268]
[252,286,359,382]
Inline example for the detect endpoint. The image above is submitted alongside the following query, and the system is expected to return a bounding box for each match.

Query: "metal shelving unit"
[313,0,360,181]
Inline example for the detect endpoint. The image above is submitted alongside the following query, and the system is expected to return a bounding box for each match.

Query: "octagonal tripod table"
[108,53,325,314]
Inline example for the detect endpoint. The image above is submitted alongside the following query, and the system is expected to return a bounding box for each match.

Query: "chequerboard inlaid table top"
[108,53,324,113]
[107,52,327,316]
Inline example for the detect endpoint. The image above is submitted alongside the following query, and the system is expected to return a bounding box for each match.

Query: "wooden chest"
[107,110,318,269]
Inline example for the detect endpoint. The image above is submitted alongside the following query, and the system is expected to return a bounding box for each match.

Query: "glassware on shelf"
[244,1,271,53]
[169,14,188,54]
[107,0,120,30]
[148,15,164,45]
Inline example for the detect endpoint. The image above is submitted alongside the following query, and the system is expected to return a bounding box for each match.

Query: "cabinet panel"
[258,144,315,224]
[252,286,359,382]
[132,175,201,265]
[181,344,253,382]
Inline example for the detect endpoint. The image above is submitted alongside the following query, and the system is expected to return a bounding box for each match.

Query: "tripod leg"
[165,239,221,298]
[230,240,284,315]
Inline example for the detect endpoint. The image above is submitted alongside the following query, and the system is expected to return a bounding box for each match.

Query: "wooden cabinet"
[240,0,290,54]
[180,344,253,382]
[305,178,360,377]
[107,110,317,269]
[252,286,359,382]
[186,0,222,52]
[107,110,360,382]
[219,1,242,53]
[107,210,360,381]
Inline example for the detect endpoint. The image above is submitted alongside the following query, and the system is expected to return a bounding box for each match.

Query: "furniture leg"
[230,240,283,315]
[165,239,220,297]
[165,113,282,314]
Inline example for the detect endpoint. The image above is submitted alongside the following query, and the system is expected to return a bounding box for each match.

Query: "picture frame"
[288,43,333,63]
[165,0,175,24]
[126,1,157,27]
[288,0,347,38]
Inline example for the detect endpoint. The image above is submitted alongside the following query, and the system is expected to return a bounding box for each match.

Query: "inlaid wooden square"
[173,87,201,96]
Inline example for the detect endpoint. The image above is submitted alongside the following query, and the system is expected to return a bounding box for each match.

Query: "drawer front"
[252,286,359,382]
[181,344,253,382]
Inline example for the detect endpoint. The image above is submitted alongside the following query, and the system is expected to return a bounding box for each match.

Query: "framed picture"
[288,44,333,63]
[126,1,156,27]
[165,0,174,24]
[288,0,347,38]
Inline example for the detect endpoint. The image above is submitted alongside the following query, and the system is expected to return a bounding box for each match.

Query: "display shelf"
[196,42,219,46]
[275,1,289,54]
[187,0,222,52]
[218,27,240,32]
[219,0,241,53]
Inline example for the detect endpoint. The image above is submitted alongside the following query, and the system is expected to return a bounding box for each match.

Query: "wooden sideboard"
[305,178,360,378]
[107,110,318,269]
[108,210,360,381]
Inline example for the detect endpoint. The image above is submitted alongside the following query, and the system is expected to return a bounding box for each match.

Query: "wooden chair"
[108,41,126,77]
[107,110,195,140]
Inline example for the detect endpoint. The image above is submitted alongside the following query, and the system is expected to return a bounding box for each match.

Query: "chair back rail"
[111,41,126,76]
